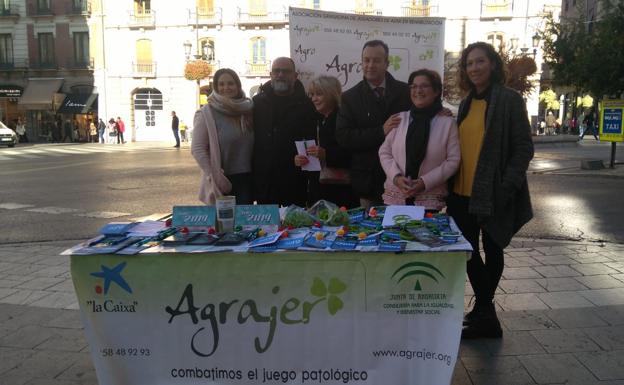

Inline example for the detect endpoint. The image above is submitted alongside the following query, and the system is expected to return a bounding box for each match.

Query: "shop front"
[18,78,64,142]
[57,93,98,142]
[0,85,23,128]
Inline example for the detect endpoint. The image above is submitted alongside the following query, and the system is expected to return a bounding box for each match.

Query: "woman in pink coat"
[379,69,460,211]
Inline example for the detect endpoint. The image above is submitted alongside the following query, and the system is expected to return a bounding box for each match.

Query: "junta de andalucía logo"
[392,261,445,291]
[165,277,347,357]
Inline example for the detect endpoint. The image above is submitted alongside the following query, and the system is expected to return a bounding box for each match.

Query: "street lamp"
[532,32,540,58]
[183,40,192,61]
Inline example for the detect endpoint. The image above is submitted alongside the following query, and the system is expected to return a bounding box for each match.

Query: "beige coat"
[191,106,232,205]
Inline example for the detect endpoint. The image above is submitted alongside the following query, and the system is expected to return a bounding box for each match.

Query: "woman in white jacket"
[191,68,254,204]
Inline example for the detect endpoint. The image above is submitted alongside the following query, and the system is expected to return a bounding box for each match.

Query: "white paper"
[381,205,426,228]
[126,220,166,237]
[295,140,321,171]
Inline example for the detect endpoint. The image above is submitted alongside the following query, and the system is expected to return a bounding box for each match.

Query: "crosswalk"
[0,202,133,219]
[0,142,183,161]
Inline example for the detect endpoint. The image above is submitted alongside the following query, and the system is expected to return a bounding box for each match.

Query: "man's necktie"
[374,87,385,99]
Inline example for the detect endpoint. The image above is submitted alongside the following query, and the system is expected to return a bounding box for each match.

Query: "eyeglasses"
[409,84,432,91]
[271,68,294,75]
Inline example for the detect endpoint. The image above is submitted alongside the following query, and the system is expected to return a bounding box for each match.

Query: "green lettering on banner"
[164,278,347,357]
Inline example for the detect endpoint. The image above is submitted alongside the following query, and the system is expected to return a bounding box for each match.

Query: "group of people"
[190,40,534,340]
[96,117,126,144]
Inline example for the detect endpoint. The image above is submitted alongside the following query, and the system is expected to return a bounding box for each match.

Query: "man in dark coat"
[171,111,180,148]
[252,57,317,207]
[336,40,411,208]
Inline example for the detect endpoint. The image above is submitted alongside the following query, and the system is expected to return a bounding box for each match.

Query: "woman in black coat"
[294,76,358,208]
[447,42,534,339]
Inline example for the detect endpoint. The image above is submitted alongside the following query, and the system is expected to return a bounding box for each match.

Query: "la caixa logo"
[87,262,138,313]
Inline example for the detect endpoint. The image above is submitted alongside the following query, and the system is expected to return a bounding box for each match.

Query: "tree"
[498,44,538,97]
[541,0,624,98]
[539,89,560,112]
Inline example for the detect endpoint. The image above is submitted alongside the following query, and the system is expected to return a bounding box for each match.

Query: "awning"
[57,93,98,114]
[18,78,64,110]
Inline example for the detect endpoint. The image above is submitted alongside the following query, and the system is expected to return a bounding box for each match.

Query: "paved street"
[1,137,624,384]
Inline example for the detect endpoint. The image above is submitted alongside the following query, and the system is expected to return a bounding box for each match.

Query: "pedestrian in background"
[171,111,180,148]
[447,41,534,339]
[379,69,460,211]
[581,108,599,140]
[62,119,73,143]
[89,120,97,142]
[179,120,187,142]
[192,68,254,204]
[98,118,106,143]
[107,118,117,144]
[15,117,27,143]
[116,117,126,144]
[335,40,411,209]
[294,75,358,208]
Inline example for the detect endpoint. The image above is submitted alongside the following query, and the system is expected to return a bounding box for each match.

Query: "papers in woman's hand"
[295,140,321,171]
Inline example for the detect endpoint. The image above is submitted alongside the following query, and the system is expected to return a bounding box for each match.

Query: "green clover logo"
[388,55,402,71]
[392,262,445,291]
[310,277,347,315]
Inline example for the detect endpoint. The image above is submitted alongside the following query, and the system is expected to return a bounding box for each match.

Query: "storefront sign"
[0,86,23,98]
[71,251,466,385]
[289,8,445,90]
[600,100,624,142]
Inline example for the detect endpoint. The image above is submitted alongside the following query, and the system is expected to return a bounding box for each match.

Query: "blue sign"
[172,206,216,227]
[235,205,280,227]
[603,109,623,134]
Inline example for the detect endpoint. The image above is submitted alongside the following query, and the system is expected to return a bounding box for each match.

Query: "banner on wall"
[72,251,467,385]
[288,7,445,90]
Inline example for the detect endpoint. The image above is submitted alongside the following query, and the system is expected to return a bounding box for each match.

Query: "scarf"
[207,91,254,132]
[405,98,443,179]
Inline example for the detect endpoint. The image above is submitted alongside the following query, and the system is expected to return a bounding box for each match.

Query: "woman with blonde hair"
[295,76,357,208]
[192,68,254,204]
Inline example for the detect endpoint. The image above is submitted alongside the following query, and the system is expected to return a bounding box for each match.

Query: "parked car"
[0,121,17,147]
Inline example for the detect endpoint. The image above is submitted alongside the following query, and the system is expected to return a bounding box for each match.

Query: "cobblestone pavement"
[1,238,623,385]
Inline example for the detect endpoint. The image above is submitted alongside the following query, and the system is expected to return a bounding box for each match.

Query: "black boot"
[463,299,486,326]
[461,303,502,339]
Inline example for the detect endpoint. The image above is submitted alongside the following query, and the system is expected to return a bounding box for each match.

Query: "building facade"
[89,0,560,142]
[0,0,95,141]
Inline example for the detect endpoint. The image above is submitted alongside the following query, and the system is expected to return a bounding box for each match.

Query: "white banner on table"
[72,251,466,385]
[289,7,445,90]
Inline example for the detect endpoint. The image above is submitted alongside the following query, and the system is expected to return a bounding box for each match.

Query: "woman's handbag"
[319,166,351,185]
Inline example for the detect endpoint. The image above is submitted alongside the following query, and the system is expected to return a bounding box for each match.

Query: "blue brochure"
[331,239,358,250]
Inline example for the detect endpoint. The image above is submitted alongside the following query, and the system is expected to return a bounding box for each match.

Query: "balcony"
[0,58,28,71]
[66,57,94,69]
[187,7,222,27]
[30,59,57,70]
[237,7,288,29]
[481,0,513,19]
[129,10,155,28]
[401,2,438,17]
[132,62,156,78]
[245,60,270,76]
[0,1,19,19]
[67,1,91,16]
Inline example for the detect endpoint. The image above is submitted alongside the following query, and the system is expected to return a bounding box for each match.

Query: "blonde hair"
[308,76,342,109]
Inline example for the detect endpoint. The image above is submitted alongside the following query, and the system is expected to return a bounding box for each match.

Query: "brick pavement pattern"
[1,239,624,385]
